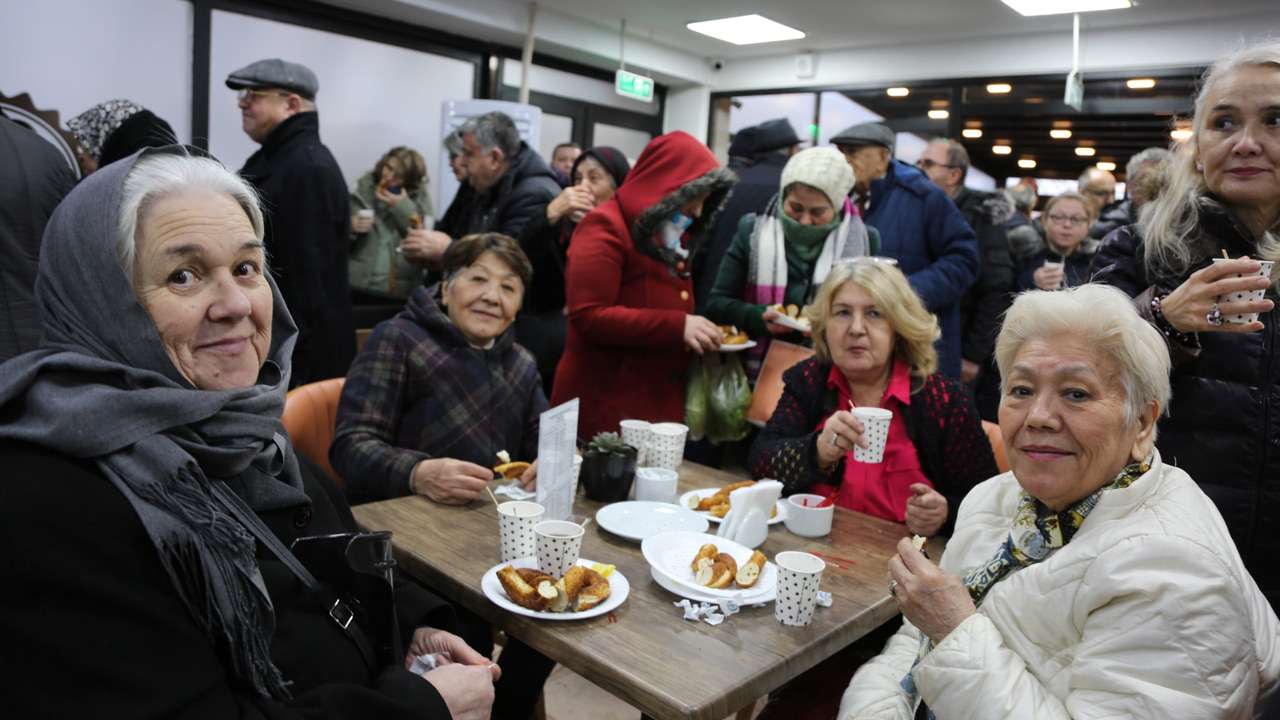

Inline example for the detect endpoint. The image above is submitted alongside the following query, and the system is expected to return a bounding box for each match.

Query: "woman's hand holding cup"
[817,410,867,466]
[1160,256,1273,334]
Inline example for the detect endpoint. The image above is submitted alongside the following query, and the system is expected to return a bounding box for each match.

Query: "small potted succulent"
[579,432,638,502]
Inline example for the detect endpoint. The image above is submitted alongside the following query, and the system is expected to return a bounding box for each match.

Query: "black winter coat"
[464,142,560,240]
[1090,208,1280,610]
[0,438,455,719]
[0,116,75,362]
[953,186,1016,366]
[240,112,356,387]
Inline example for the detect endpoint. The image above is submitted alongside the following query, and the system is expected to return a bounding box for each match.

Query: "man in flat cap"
[832,122,979,379]
[695,117,802,312]
[227,58,355,387]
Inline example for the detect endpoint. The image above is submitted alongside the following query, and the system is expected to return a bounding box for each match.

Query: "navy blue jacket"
[864,161,980,378]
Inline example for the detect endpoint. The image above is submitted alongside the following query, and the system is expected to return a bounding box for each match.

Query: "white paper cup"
[1213,258,1274,324]
[619,419,652,467]
[497,501,544,562]
[1043,259,1065,289]
[572,455,584,488]
[647,422,689,471]
[356,209,374,220]
[851,407,893,463]
[785,494,834,538]
[774,551,825,627]
[634,467,679,504]
[534,520,584,577]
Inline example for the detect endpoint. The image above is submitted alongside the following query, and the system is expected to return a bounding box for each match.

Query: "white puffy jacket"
[839,453,1280,719]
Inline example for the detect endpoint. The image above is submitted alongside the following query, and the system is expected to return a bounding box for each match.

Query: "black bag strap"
[211,482,378,673]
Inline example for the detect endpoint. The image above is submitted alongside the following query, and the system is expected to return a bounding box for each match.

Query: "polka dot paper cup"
[498,501,544,563]
[647,422,689,471]
[620,419,652,467]
[852,407,893,464]
[535,520,585,578]
[1213,258,1274,324]
[774,551,825,627]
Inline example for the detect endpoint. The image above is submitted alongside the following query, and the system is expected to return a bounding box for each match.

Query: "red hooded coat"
[550,131,736,440]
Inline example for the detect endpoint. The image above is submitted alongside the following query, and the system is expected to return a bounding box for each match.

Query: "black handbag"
[211,482,401,673]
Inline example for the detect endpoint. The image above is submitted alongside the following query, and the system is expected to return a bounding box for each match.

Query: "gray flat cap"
[830,122,895,152]
[225,58,318,101]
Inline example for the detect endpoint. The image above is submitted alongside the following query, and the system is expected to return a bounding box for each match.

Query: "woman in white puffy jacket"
[840,284,1280,720]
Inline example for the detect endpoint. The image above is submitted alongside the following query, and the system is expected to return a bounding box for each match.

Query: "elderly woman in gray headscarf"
[0,147,496,720]
[837,284,1279,720]
[66,99,176,176]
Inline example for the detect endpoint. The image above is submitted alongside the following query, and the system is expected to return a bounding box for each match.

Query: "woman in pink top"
[748,259,997,537]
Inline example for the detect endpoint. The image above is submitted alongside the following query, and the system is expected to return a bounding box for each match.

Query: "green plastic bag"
[685,354,709,441]
[707,353,752,443]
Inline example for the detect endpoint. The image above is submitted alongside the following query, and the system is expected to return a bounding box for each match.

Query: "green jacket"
[348,171,434,296]
[705,214,881,338]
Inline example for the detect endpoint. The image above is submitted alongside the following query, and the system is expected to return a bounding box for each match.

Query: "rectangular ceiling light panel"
[687,14,805,45]
[1001,0,1130,16]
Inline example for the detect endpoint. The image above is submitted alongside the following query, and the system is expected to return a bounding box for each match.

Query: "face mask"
[659,211,693,252]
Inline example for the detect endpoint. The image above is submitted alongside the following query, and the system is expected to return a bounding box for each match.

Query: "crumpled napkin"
[493,480,535,501]
[674,598,745,626]
[816,590,833,608]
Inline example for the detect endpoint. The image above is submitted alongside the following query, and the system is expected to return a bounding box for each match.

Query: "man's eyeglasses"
[1046,213,1089,226]
[236,89,292,102]
[1082,188,1114,199]
[915,158,957,171]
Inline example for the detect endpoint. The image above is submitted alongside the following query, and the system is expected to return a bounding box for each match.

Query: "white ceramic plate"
[640,530,777,599]
[595,501,710,542]
[678,488,787,525]
[769,315,811,333]
[716,340,757,353]
[481,557,629,620]
[649,566,775,604]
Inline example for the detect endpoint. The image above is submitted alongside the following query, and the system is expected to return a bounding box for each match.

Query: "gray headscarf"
[0,146,305,700]
[67,99,145,161]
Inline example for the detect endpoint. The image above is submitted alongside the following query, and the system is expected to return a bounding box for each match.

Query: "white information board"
[535,398,579,522]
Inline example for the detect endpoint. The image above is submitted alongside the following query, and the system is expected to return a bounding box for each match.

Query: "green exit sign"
[615,70,654,103]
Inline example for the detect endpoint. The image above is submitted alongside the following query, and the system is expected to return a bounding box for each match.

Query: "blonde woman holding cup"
[748,260,996,539]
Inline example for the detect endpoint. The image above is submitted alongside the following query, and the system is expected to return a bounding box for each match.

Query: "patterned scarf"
[901,455,1152,716]
[743,193,869,376]
[67,99,145,161]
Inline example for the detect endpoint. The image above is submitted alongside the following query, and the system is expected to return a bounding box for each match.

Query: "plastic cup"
[851,407,893,463]
[356,209,374,220]
[647,422,689,471]
[785,494,834,538]
[534,520,584,577]
[497,501,544,562]
[619,419,652,467]
[634,467,679,504]
[1213,258,1274,324]
[774,551,825,627]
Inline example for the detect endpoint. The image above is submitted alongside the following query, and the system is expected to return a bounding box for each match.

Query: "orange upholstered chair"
[982,420,1010,475]
[282,377,346,484]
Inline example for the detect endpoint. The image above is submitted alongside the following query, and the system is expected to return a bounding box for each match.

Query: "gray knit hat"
[780,147,855,208]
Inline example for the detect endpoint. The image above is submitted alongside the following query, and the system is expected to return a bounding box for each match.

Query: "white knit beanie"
[780,147,855,209]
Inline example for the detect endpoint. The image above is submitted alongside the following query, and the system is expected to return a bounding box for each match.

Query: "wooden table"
[353,463,927,720]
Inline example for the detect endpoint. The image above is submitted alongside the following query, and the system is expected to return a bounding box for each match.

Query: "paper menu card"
[535,398,579,521]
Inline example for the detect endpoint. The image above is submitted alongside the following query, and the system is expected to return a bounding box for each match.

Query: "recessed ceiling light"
[993,145,1012,155]
[928,110,950,119]
[1018,159,1037,168]
[1000,0,1131,17]
[1127,78,1156,89]
[1050,129,1072,139]
[887,87,909,97]
[687,14,805,45]
[962,128,983,138]
[1171,129,1193,140]
[987,83,1012,94]
[1075,147,1096,156]
[1096,161,1116,171]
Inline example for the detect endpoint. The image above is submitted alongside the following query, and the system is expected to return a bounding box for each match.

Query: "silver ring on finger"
[1207,301,1224,327]
[889,580,899,597]
[829,432,839,447]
